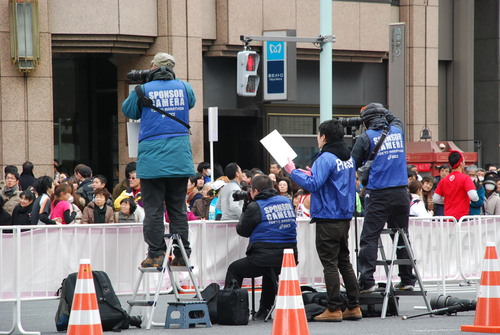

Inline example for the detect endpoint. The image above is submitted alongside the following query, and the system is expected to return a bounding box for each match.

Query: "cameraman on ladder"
[122,52,196,267]
[351,103,417,294]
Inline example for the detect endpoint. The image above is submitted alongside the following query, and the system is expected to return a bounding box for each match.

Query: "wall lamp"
[9,0,40,72]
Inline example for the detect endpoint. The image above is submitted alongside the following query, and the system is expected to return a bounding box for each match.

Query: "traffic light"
[237,51,260,97]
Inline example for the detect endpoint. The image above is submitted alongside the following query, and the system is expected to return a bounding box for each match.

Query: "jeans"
[315,220,359,311]
[358,187,416,289]
[141,177,191,258]
[224,257,280,310]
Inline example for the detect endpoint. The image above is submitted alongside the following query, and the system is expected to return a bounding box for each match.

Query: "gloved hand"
[284,157,296,174]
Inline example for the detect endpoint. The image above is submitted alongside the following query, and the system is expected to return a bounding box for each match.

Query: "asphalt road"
[1,286,479,335]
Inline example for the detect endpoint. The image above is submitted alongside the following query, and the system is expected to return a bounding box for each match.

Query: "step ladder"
[127,233,204,329]
[376,228,432,318]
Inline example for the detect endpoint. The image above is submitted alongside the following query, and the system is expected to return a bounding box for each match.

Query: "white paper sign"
[127,121,140,158]
[260,129,297,167]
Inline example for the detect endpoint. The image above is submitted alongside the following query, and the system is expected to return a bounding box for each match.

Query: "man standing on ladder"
[351,103,417,293]
[122,52,196,267]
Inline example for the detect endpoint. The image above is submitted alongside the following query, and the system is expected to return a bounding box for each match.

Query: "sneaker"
[342,306,362,321]
[394,282,414,291]
[140,253,165,268]
[359,285,376,294]
[170,256,187,266]
[254,308,272,321]
[313,308,342,322]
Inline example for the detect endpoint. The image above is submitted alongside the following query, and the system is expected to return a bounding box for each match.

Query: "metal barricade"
[457,215,500,283]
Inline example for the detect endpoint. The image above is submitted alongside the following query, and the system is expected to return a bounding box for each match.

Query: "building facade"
[0,0,494,185]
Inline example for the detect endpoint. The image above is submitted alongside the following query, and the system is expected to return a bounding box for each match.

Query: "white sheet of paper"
[260,129,297,167]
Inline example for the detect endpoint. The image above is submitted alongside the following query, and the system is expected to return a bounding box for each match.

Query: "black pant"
[224,257,280,310]
[141,177,191,258]
[316,220,359,311]
[358,187,416,289]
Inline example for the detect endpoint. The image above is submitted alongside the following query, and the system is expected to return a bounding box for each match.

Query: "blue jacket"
[251,196,297,244]
[122,78,196,179]
[469,183,485,215]
[291,148,356,220]
[364,126,407,189]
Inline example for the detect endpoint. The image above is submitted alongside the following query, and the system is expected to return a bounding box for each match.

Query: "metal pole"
[320,0,333,122]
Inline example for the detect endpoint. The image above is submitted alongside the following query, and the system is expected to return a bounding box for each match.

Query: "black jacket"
[11,203,34,225]
[237,188,298,267]
[77,178,94,205]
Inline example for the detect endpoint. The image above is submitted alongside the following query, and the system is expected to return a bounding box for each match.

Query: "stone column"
[474,0,499,166]
[116,0,204,178]
[0,0,54,177]
[400,0,439,142]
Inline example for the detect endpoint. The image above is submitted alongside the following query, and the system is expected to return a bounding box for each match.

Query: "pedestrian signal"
[237,51,260,97]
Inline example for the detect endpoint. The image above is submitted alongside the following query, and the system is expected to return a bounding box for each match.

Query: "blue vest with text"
[365,126,407,189]
[250,196,297,244]
[139,80,189,142]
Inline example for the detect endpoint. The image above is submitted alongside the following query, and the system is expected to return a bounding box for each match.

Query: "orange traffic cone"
[271,249,309,335]
[462,242,500,333]
[67,259,103,335]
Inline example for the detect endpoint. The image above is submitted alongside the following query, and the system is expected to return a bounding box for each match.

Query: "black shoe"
[255,308,272,321]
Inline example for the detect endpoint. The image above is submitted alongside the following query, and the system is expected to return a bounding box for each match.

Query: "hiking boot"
[170,256,187,266]
[313,308,342,322]
[255,307,272,321]
[140,253,165,268]
[343,306,362,320]
[394,282,414,291]
[359,285,376,294]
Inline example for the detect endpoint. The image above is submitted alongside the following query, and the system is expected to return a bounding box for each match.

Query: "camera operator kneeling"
[224,175,298,321]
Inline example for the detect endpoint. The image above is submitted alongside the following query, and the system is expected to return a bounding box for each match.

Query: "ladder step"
[392,290,427,296]
[139,267,165,273]
[376,260,413,266]
[128,300,156,307]
[169,265,194,272]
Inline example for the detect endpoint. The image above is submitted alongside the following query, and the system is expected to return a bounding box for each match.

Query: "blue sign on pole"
[264,41,287,100]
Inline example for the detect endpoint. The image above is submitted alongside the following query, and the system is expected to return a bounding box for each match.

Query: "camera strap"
[134,85,191,132]
[367,126,390,160]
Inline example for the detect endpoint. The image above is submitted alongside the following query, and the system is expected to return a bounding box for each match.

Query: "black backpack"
[55,270,141,331]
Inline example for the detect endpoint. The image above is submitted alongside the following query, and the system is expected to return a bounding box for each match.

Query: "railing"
[2,216,498,334]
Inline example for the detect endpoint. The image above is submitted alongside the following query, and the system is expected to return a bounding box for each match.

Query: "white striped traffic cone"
[462,242,500,333]
[271,249,309,335]
[67,259,103,335]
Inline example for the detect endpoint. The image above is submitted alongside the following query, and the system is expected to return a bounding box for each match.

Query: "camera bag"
[200,282,221,323]
[217,280,249,325]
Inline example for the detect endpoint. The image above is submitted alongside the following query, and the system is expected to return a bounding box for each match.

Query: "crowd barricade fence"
[456,215,500,283]
[1,215,493,333]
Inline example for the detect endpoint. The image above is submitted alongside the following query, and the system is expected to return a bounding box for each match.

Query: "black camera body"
[127,70,151,83]
[233,190,250,202]
[337,116,364,128]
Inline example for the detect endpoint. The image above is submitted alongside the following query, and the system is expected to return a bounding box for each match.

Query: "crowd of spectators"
[1,156,500,230]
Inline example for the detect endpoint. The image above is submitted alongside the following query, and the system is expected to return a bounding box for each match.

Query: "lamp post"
[9,0,40,72]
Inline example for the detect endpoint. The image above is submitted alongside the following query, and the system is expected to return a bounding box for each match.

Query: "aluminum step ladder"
[377,228,432,318]
[127,233,203,329]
